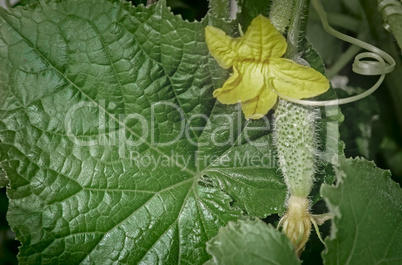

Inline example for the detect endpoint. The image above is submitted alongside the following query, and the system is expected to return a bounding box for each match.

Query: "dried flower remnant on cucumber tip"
[204,15,329,119]
[278,195,332,255]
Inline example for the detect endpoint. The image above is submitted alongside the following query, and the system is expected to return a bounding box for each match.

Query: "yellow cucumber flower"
[205,15,330,119]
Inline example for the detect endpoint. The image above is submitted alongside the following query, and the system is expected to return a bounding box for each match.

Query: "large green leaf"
[322,157,402,265]
[0,0,288,263]
[205,219,301,265]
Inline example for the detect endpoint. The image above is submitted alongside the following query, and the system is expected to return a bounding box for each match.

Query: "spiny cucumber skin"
[274,99,318,198]
[269,0,294,33]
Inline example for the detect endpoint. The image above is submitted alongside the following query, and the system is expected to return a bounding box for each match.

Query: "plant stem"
[208,0,230,20]
[361,0,402,134]
[286,0,310,58]
[269,0,294,33]
[5,0,11,9]
[229,0,238,20]
[377,0,402,51]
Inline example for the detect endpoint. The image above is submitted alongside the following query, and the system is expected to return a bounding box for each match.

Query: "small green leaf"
[322,157,402,265]
[206,219,301,265]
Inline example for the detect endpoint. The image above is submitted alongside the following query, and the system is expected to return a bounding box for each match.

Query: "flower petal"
[213,66,243,104]
[213,62,265,104]
[237,15,287,61]
[205,26,237,69]
[269,58,330,99]
[241,87,278,120]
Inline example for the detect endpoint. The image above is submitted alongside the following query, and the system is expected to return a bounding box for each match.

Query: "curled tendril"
[378,0,402,32]
[271,0,396,107]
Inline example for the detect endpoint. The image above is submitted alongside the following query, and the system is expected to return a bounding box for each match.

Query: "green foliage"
[0,0,288,263]
[322,157,402,265]
[338,87,383,160]
[205,219,301,265]
[14,0,40,6]
[235,0,272,28]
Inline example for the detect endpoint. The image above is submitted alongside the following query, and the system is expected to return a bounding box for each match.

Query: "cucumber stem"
[269,0,294,33]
